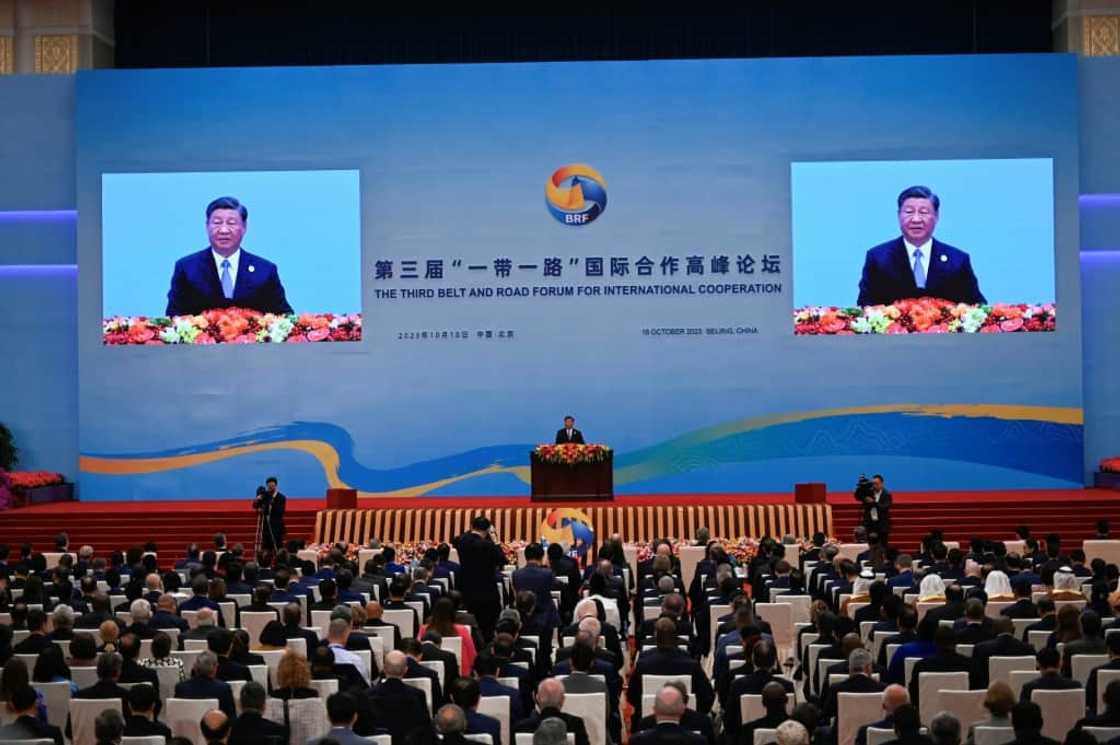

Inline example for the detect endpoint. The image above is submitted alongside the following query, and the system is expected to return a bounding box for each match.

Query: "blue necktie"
[912,248,926,290]
[220,259,234,299]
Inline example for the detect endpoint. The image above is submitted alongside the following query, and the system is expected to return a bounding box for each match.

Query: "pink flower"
[999,318,1024,332]
[307,328,330,342]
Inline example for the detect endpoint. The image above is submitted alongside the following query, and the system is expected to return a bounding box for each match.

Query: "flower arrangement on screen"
[7,471,66,489]
[533,443,613,465]
[793,299,1055,335]
[102,307,362,345]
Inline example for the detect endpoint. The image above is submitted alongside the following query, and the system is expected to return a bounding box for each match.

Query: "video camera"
[854,474,875,500]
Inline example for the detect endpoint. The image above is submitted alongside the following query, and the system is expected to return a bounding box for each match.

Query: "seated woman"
[255,621,289,652]
[0,658,48,725]
[31,645,78,695]
[418,597,478,675]
[918,574,946,603]
[272,650,318,700]
[140,631,184,681]
[984,570,1015,602]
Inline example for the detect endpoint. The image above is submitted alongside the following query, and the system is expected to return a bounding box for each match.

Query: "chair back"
[478,695,511,745]
[180,610,200,629]
[973,726,1014,745]
[264,694,330,745]
[121,738,166,745]
[248,664,268,688]
[755,603,794,648]
[383,609,416,639]
[988,656,1036,691]
[257,649,286,687]
[1072,654,1110,685]
[754,728,778,745]
[1027,630,1051,651]
[642,673,692,693]
[71,666,98,689]
[443,635,463,668]
[1007,670,1037,701]
[285,637,307,657]
[403,676,434,712]
[866,729,896,745]
[226,680,247,712]
[515,735,575,745]
[373,737,392,745]
[562,692,607,745]
[310,678,339,698]
[837,692,883,745]
[1030,687,1085,741]
[166,697,218,745]
[917,671,968,724]
[464,736,493,745]
[70,698,121,745]
[183,639,209,651]
[937,689,987,729]
[1097,669,1120,713]
[777,595,812,626]
[35,680,72,729]
[240,611,276,645]
[1085,727,1120,742]
[155,664,181,701]
[311,610,333,636]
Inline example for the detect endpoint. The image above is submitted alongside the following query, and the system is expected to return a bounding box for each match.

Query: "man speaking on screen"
[856,185,986,307]
[165,196,294,317]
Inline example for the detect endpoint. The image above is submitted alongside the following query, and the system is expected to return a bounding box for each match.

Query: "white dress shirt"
[329,642,369,685]
[212,248,241,291]
[870,489,883,521]
[903,238,932,286]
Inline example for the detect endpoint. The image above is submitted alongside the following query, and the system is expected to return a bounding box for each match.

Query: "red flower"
[1000,318,1024,332]
[307,328,330,342]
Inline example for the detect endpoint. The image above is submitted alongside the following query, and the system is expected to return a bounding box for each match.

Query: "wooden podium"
[530,450,614,502]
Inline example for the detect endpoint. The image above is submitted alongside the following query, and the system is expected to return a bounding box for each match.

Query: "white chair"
[1008,670,1037,701]
[35,680,72,729]
[465,735,493,744]
[738,693,794,724]
[938,689,987,729]
[311,610,334,636]
[776,594,812,626]
[985,602,1013,619]
[71,698,121,745]
[257,649,286,687]
[1031,688,1084,741]
[248,664,268,688]
[364,624,395,659]
[917,671,968,725]
[642,693,697,718]
[1097,669,1120,713]
[373,737,393,745]
[837,692,883,745]
[1072,654,1110,685]
[166,697,218,745]
[903,657,922,688]
[155,665,182,701]
[755,603,794,648]
[383,608,416,639]
[989,656,1036,691]
[444,635,464,669]
[71,666,98,689]
[1012,619,1034,640]
[973,726,1015,745]
[240,611,276,645]
[1028,631,1051,651]
[421,659,446,683]
[562,692,607,745]
[285,637,307,657]
[264,695,330,745]
[0,739,53,745]
[642,674,692,693]
[183,639,209,651]
[956,644,974,658]
[515,735,575,745]
[478,695,511,745]
[310,678,339,698]
[404,677,434,712]
[172,650,201,675]
[754,729,778,745]
[227,680,247,712]
[866,729,897,745]
[1086,727,1120,741]
[709,604,732,654]
[180,610,200,629]
[122,738,167,745]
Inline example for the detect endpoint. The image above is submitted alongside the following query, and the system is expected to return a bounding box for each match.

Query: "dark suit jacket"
[12,632,53,654]
[630,721,707,745]
[858,488,892,530]
[512,564,561,628]
[971,634,1036,689]
[823,673,885,722]
[738,711,788,745]
[628,648,715,717]
[555,428,585,444]
[1,714,64,745]
[908,652,971,710]
[1086,658,1120,712]
[722,671,794,732]
[175,675,237,719]
[466,710,502,745]
[229,710,289,745]
[1001,599,1040,619]
[515,707,590,745]
[637,710,715,745]
[166,247,293,316]
[124,715,172,739]
[405,656,443,709]
[857,237,985,306]
[1019,672,1082,703]
[362,678,431,741]
[217,656,253,682]
[421,641,460,693]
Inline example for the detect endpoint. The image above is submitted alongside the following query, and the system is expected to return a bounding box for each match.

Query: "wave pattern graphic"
[80,404,1083,496]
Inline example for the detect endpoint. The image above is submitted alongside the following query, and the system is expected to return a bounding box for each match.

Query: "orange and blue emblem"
[546,164,607,226]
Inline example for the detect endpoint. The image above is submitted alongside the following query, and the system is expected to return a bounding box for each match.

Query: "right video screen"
[791,158,1055,335]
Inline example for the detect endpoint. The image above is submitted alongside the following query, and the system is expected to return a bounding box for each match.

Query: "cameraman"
[854,474,892,546]
[454,516,506,641]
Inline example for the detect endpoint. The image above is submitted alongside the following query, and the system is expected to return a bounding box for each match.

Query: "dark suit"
[455,531,507,637]
[217,656,253,682]
[823,673,885,722]
[166,247,293,316]
[631,721,707,745]
[466,710,502,745]
[1018,671,1082,703]
[857,488,892,540]
[628,648,715,725]
[555,428,585,444]
[908,652,971,711]
[229,710,289,745]
[12,632,53,654]
[512,564,561,629]
[124,715,172,739]
[971,634,1036,689]
[361,678,430,741]
[637,710,715,745]
[738,711,788,745]
[1001,599,1039,619]
[722,672,794,733]
[857,237,985,306]
[175,675,237,719]
[515,707,590,745]
[420,641,459,696]
[0,714,64,745]
[1086,658,1120,713]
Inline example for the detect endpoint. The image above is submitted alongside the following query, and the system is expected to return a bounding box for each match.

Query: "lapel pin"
[248,265,256,272]
[940,255,947,262]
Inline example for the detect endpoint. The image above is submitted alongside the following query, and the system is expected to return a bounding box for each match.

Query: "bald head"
[365,601,383,620]
[883,684,909,714]
[536,678,566,710]
[196,607,216,627]
[200,709,229,743]
[145,573,162,592]
[435,704,467,735]
[384,650,407,678]
[653,684,686,722]
[157,594,177,613]
[577,616,601,639]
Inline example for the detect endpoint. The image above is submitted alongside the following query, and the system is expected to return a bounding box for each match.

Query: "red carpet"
[1,488,1115,561]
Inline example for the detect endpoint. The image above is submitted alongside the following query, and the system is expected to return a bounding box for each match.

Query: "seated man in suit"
[122,681,172,740]
[738,681,790,745]
[1086,632,1120,712]
[855,684,910,745]
[555,416,585,444]
[823,647,886,725]
[1001,578,1040,620]
[447,677,502,745]
[0,685,64,745]
[513,542,562,632]
[857,185,985,307]
[401,637,444,710]
[888,555,916,591]
[628,618,715,730]
[174,650,237,719]
[230,681,289,745]
[514,678,591,745]
[630,683,706,745]
[557,640,621,744]
[12,608,52,654]
[66,651,134,740]
[953,598,995,644]
[309,689,385,745]
[361,650,432,740]
[1018,646,1081,702]
[907,626,971,712]
[722,640,794,734]
[166,196,293,317]
[633,679,715,745]
[476,651,526,725]
[970,616,1036,690]
[180,574,226,627]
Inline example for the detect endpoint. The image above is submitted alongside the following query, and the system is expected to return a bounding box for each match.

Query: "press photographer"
[854,473,891,545]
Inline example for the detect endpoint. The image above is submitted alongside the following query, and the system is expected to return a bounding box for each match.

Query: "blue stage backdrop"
[75,54,1084,501]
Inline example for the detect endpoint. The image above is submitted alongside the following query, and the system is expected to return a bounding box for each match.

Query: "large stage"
[0,488,1115,560]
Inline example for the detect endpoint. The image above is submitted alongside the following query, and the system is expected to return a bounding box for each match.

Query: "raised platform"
[0,488,1115,560]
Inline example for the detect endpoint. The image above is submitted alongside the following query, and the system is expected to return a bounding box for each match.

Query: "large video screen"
[792,158,1055,335]
[100,169,361,345]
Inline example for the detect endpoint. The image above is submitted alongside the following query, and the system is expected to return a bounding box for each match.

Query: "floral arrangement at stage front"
[306,539,528,566]
[793,299,1055,335]
[1102,458,1120,474]
[8,471,66,489]
[533,443,612,465]
[103,307,362,345]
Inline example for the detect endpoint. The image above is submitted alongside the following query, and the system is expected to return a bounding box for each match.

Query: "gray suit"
[307,726,378,745]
